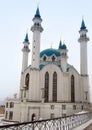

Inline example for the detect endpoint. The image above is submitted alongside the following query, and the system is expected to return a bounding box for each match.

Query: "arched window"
[44,72,49,102]
[43,56,46,61]
[10,102,14,108]
[52,72,57,102]
[71,75,75,102]
[52,56,55,61]
[25,73,30,90]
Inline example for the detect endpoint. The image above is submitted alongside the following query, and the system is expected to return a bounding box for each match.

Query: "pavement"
[84,124,92,130]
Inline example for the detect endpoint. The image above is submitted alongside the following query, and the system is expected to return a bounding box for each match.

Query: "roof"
[80,19,86,30]
[58,40,67,50]
[62,44,67,49]
[59,40,62,49]
[34,7,41,18]
[40,48,61,57]
[24,33,29,43]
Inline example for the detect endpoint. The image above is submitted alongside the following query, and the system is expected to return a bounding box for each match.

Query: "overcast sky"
[0,0,92,102]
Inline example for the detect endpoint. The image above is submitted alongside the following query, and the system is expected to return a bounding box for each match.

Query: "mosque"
[5,7,90,122]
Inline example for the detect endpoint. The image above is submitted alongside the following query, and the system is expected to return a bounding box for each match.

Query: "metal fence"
[0,112,92,130]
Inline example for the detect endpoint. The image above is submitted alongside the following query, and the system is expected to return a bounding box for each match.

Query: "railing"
[0,112,92,130]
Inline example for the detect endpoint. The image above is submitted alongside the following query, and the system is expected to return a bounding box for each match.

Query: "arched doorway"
[31,113,36,121]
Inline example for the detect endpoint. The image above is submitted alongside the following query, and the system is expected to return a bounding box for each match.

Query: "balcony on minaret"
[78,31,89,43]
[78,19,89,43]
[31,22,43,32]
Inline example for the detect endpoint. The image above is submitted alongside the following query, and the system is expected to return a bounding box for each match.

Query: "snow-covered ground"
[0,114,4,125]
[0,114,14,126]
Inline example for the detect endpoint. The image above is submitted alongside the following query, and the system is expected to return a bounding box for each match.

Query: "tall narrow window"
[25,73,30,90]
[9,111,13,120]
[5,111,8,119]
[43,56,46,61]
[44,72,49,102]
[52,56,55,61]
[53,72,57,102]
[71,75,75,102]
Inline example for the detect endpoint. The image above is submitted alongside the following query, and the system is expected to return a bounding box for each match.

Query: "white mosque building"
[5,7,90,122]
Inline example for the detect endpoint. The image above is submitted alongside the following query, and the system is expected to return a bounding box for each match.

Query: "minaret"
[31,7,43,69]
[22,33,30,72]
[78,19,89,75]
[59,41,68,72]
[78,19,90,102]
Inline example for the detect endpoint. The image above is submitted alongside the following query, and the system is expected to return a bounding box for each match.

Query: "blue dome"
[40,48,61,57]
[62,44,67,49]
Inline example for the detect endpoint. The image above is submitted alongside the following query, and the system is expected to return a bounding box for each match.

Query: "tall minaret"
[22,33,30,72]
[31,7,43,68]
[78,19,90,102]
[78,19,89,75]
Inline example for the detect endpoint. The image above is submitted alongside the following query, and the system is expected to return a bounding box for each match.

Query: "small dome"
[40,48,61,57]
[62,44,67,49]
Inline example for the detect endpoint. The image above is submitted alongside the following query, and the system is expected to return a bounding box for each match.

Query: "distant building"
[0,106,5,114]
[5,7,90,122]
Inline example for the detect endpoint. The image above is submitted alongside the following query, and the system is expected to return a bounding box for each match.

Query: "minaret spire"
[31,6,43,68]
[80,18,86,30]
[22,32,30,72]
[35,4,40,18]
[58,40,62,49]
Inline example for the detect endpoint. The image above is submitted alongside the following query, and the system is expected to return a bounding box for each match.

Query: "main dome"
[40,48,61,57]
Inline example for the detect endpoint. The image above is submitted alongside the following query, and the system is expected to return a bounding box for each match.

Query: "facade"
[5,7,90,122]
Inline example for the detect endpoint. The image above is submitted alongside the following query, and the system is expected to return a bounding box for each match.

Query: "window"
[10,102,14,108]
[52,72,57,102]
[62,105,66,110]
[52,56,55,61]
[9,111,13,120]
[71,75,75,102]
[6,102,8,108]
[73,105,76,110]
[25,73,30,90]
[44,72,49,102]
[51,105,54,109]
[5,111,8,119]
[81,105,83,110]
[43,56,46,61]
[50,113,54,119]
